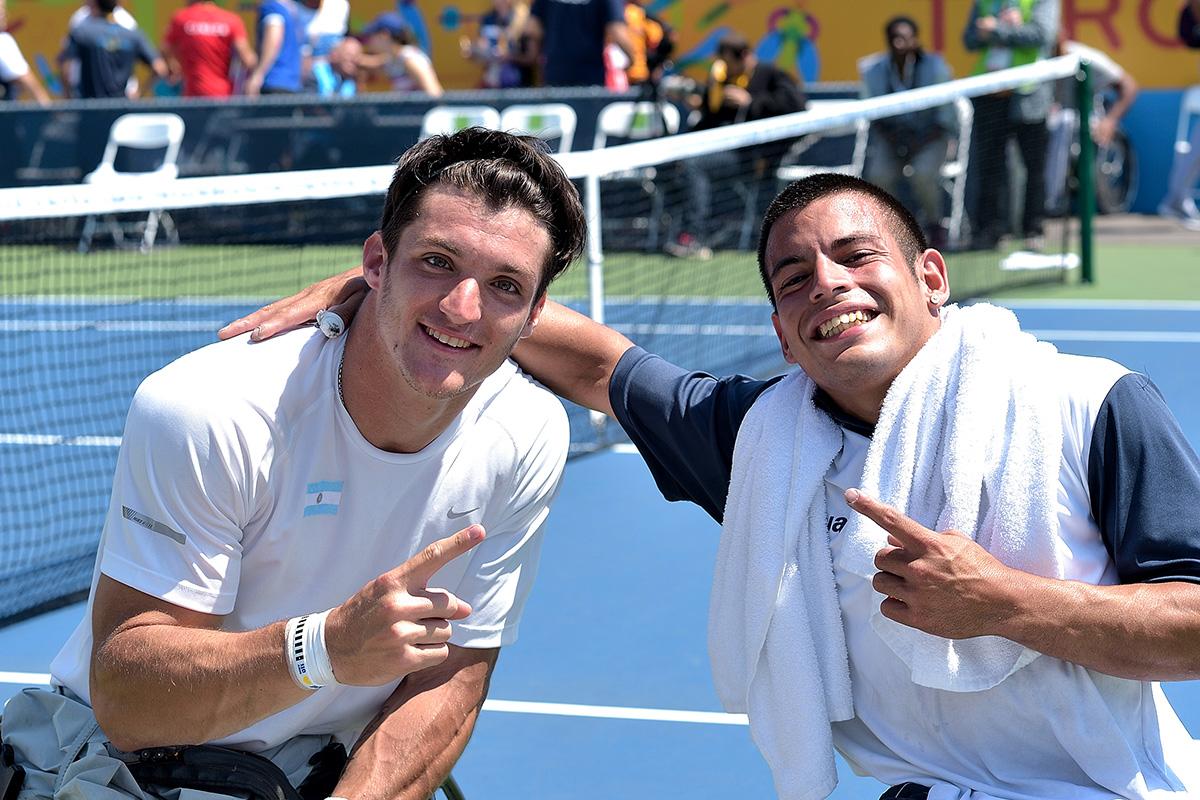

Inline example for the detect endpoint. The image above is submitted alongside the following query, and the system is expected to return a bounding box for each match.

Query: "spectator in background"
[668,32,805,259]
[360,11,442,96]
[297,0,349,93]
[61,0,139,97]
[624,0,674,90]
[1159,0,1200,228]
[524,0,631,88]
[316,33,360,96]
[860,16,955,248]
[963,0,1059,251]
[245,0,304,96]
[0,0,51,104]
[1044,34,1137,215]
[461,0,535,89]
[61,0,166,99]
[163,0,258,98]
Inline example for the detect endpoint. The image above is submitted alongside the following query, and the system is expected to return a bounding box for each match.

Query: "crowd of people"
[0,0,677,103]
[1,0,1195,235]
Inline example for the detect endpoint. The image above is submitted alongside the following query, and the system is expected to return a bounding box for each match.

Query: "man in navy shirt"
[61,0,166,99]
[526,0,631,87]
[224,173,1200,799]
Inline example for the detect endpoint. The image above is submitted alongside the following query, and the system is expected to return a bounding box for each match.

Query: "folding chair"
[420,105,501,139]
[593,101,680,250]
[775,100,869,186]
[79,113,185,253]
[499,103,577,153]
[939,96,973,250]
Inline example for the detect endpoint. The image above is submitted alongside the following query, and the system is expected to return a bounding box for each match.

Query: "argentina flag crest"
[304,480,343,517]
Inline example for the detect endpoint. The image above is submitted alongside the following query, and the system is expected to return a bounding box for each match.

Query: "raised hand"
[325,525,485,685]
[845,489,1017,640]
[218,266,369,342]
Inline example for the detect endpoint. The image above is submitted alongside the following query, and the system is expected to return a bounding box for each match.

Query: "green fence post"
[1075,60,1095,285]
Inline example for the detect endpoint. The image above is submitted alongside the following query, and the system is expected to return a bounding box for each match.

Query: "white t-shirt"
[51,328,568,752]
[0,33,29,82]
[821,355,1200,799]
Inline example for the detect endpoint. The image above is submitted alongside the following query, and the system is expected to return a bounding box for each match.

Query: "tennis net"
[0,55,1094,625]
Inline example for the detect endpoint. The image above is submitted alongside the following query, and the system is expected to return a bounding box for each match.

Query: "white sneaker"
[1157,197,1200,223]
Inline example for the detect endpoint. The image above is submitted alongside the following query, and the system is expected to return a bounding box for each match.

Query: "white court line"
[0,671,51,685]
[0,320,223,333]
[0,433,122,447]
[1030,329,1200,343]
[996,299,1200,311]
[3,316,1197,342]
[0,671,747,726]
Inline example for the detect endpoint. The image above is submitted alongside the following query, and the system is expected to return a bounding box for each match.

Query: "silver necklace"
[337,348,346,404]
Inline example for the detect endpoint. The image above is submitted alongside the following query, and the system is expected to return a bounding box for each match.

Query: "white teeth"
[425,327,472,348]
[817,310,875,340]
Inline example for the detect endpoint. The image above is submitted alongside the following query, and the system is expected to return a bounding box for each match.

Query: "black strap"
[121,744,306,800]
[879,783,931,800]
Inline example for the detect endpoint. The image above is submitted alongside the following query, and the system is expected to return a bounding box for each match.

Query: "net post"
[1074,59,1095,285]
[583,172,607,434]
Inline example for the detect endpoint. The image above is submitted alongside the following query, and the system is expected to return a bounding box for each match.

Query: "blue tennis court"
[3,298,1199,799]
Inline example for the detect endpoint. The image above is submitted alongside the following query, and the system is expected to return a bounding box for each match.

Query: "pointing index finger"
[845,488,931,549]
[405,524,486,586]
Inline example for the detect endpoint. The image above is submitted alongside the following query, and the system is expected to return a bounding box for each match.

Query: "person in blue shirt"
[525,0,631,87]
[246,0,304,95]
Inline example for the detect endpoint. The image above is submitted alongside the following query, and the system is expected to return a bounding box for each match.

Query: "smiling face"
[764,191,948,423]
[363,183,551,404]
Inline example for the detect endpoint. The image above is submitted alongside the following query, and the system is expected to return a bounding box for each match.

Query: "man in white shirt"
[2,127,587,800]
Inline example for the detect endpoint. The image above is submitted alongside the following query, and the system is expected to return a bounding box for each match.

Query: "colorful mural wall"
[3,0,1198,94]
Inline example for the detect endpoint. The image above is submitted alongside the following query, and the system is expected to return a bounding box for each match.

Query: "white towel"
[709,303,1064,800]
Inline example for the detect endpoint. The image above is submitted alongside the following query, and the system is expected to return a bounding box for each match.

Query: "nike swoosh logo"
[447,507,480,520]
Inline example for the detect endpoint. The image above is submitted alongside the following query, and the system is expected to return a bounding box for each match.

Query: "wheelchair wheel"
[1095,129,1137,214]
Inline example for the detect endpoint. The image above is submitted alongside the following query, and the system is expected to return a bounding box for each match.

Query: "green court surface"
[993,244,1200,302]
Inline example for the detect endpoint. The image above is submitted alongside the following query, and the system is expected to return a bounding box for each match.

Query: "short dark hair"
[379,127,586,300]
[96,0,120,14]
[885,15,918,39]
[756,173,928,307]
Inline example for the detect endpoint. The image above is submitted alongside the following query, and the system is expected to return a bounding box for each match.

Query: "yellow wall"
[5,0,1198,93]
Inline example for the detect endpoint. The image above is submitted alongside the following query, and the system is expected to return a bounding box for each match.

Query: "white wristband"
[285,609,339,690]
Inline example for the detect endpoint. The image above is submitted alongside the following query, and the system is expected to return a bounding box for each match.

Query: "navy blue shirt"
[64,17,158,99]
[530,0,624,87]
[610,346,1200,585]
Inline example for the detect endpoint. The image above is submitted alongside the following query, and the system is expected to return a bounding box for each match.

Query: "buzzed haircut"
[379,127,587,300]
[756,173,929,307]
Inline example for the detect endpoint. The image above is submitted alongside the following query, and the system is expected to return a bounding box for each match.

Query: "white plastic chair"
[593,101,680,249]
[775,100,869,185]
[420,105,501,138]
[499,103,577,153]
[939,96,973,250]
[79,113,185,252]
